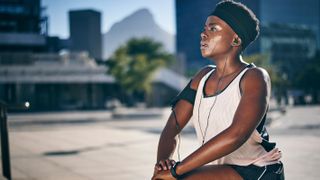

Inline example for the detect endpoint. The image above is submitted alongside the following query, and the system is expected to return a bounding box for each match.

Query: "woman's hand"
[156,159,176,171]
[152,159,175,179]
[152,169,176,180]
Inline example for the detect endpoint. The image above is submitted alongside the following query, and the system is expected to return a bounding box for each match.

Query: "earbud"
[233,38,239,44]
[231,38,240,46]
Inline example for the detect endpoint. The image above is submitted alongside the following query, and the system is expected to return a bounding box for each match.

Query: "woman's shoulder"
[240,65,271,92]
[190,65,216,90]
[243,65,270,82]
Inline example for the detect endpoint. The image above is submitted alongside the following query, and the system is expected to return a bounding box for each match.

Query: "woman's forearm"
[176,127,248,175]
[157,129,177,162]
[156,100,193,162]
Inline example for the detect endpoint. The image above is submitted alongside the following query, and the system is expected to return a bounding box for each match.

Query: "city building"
[69,9,102,60]
[259,23,317,79]
[0,52,116,110]
[0,0,187,110]
[0,0,48,53]
[260,0,320,48]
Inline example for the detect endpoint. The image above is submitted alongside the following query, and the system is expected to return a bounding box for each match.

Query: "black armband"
[170,80,196,108]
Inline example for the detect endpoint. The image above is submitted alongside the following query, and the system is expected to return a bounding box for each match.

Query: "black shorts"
[229,162,285,180]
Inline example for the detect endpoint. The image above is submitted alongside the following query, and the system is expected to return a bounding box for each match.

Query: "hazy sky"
[42,0,176,39]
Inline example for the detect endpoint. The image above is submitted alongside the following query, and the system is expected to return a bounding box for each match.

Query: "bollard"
[0,101,11,180]
[0,101,29,180]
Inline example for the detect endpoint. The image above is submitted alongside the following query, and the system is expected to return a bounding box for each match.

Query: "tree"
[106,38,173,106]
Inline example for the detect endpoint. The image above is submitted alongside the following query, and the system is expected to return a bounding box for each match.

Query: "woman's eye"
[210,27,217,31]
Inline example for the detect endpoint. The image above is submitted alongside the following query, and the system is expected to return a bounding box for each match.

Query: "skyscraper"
[0,0,48,53]
[69,9,102,60]
[260,0,320,47]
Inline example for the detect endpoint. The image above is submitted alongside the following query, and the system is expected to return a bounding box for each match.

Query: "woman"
[152,0,284,180]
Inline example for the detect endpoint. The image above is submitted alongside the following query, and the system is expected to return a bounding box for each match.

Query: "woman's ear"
[231,36,242,47]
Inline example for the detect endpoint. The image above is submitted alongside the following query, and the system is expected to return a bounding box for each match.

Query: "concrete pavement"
[3,106,320,179]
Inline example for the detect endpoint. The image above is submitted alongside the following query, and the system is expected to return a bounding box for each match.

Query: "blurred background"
[0,0,319,179]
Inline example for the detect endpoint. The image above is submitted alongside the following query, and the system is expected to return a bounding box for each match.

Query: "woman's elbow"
[228,127,252,147]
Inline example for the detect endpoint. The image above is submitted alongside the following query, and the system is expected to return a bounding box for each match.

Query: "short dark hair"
[211,0,260,49]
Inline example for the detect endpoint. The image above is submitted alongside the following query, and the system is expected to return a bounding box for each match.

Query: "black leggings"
[229,162,285,180]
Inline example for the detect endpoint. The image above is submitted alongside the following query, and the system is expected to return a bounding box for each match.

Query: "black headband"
[210,1,259,49]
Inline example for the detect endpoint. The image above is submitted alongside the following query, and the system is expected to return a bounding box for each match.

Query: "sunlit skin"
[152,15,271,180]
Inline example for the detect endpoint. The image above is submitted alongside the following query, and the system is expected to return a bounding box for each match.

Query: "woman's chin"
[201,51,211,58]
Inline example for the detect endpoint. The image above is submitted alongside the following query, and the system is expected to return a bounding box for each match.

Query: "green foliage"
[243,53,288,88]
[106,38,173,100]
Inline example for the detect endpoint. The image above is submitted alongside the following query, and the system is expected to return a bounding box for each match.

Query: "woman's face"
[200,16,235,59]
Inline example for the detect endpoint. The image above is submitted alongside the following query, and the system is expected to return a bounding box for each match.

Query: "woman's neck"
[213,55,246,78]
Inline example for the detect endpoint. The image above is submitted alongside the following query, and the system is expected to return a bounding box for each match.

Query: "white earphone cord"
[198,55,228,145]
[172,109,181,161]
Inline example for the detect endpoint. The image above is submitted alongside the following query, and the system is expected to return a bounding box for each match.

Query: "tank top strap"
[197,67,215,93]
[233,63,256,83]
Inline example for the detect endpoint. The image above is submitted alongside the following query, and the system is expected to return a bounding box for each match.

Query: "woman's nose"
[201,31,207,40]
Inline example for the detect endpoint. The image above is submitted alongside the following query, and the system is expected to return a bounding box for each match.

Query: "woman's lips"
[200,42,208,49]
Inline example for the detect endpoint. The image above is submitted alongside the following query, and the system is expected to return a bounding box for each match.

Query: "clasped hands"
[151,159,176,180]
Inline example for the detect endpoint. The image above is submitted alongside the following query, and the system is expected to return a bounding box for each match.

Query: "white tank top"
[192,66,281,166]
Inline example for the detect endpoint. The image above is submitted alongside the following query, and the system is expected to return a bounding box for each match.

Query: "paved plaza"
[2,106,320,179]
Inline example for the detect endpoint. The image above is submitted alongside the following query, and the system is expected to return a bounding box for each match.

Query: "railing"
[0,101,29,180]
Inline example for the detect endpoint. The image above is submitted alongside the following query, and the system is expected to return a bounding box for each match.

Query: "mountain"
[103,8,175,59]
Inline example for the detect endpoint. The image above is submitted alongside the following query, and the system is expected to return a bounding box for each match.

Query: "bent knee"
[181,165,243,180]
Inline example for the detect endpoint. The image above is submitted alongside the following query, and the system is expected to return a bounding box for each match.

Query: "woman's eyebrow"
[206,23,219,26]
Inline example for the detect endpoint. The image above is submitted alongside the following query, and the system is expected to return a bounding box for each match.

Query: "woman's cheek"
[208,35,222,54]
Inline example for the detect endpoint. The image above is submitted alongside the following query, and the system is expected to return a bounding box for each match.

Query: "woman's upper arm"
[170,66,214,130]
[229,67,271,141]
